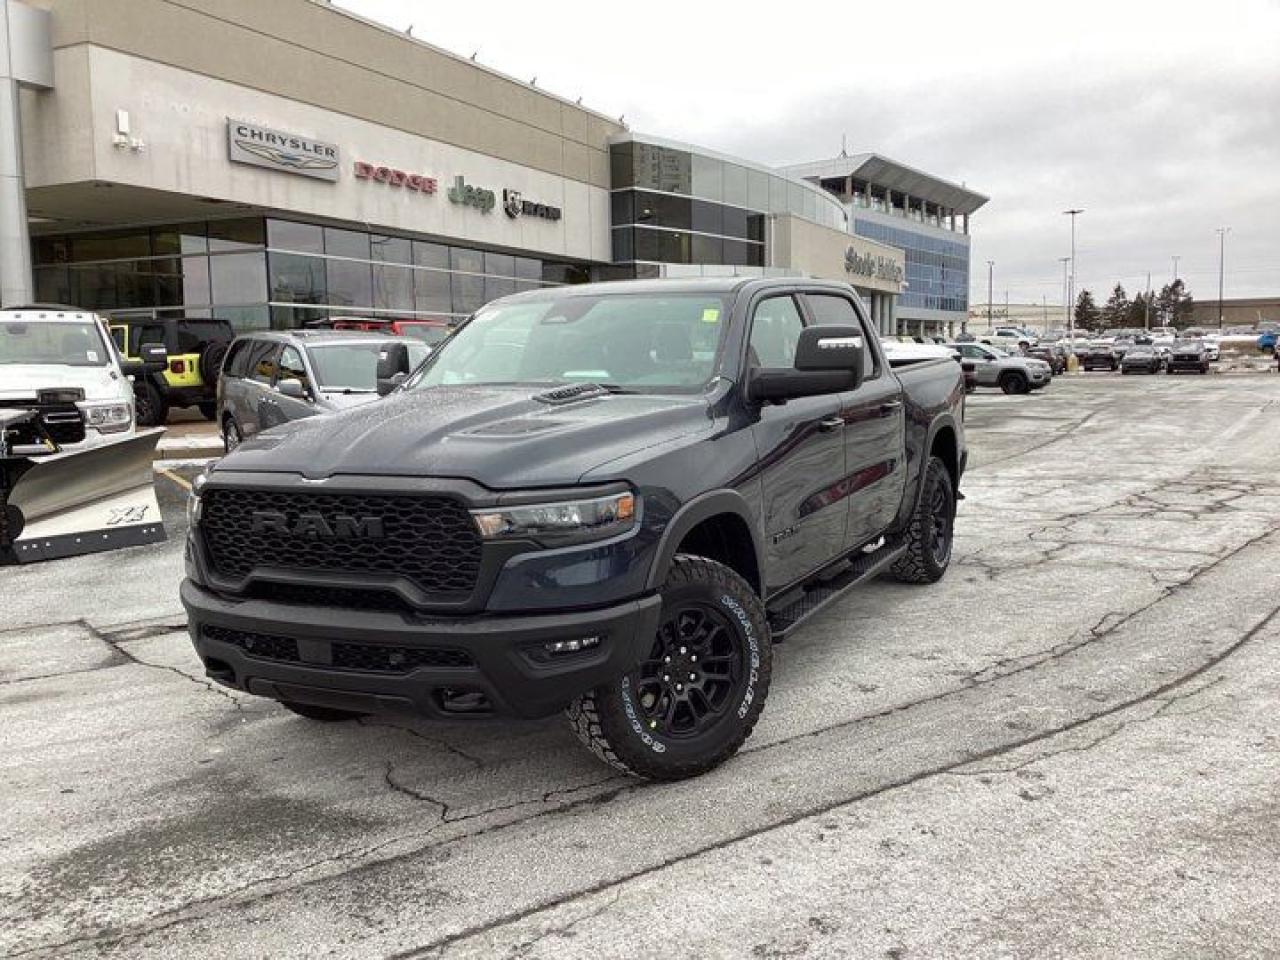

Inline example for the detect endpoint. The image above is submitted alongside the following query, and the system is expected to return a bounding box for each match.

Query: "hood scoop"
[466,418,570,437]
[533,382,609,405]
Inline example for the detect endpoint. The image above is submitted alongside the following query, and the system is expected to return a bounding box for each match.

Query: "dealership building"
[1,0,983,337]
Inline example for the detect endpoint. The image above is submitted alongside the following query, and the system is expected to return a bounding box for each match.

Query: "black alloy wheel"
[133,380,168,427]
[567,555,770,780]
[890,456,956,584]
[634,603,740,739]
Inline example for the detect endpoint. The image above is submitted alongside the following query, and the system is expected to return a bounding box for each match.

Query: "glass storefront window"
[484,275,516,302]
[610,142,635,189]
[450,246,484,276]
[34,265,71,303]
[515,257,541,280]
[71,231,149,262]
[720,205,748,240]
[210,251,268,303]
[452,271,485,315]
[219,304,270,333]
[325,257,373,308]
[633,142,691,194]
[150,257,183,307]
[324,227,371,261]
[748,169,770,213]
[484,252,515,279]
[152,223,208,256]
[691,234,723,264]
[269,252,327,304]
[373,264,414,311]
[71,263,118,310]
[268,220,324,254]
[413,268,452,314]
[208,218,265,252]
[370,234,411,265]
[610,191,634,226]
[746,214,765,243]
[691,153,722,202]
[634,228,691,264]
[183,255,211,306]
[722,164,750,208]
[690,199,722,236]
[611,227,634,263]
[413,240,449,270]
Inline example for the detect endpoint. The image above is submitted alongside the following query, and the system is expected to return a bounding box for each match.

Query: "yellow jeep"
[108,318,235,426]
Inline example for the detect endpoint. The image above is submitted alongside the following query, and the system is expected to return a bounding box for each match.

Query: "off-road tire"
[198,341,230,386]
[889,456,955,584]
[134,380,168,427]
[999,372,1028,395]
[567,555,771,781]
[281,701,364,722]
[198,401,217,421]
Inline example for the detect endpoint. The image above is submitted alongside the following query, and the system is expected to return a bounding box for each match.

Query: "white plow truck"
[0,306,168,564]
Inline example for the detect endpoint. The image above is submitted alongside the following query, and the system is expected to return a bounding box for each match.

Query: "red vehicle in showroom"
[326,316,453,347]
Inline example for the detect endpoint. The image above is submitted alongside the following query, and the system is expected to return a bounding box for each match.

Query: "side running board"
[766,538,906,642]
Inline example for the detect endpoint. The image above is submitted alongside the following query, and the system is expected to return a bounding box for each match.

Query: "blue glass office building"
[781,155,988,335]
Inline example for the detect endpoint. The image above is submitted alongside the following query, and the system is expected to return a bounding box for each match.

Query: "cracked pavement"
[3,374,1280,957]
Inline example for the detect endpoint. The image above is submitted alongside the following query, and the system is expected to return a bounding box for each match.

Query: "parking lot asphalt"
[4,373,1280,958]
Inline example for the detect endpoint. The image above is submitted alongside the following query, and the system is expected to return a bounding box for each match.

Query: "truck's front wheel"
[567,555,771,781]
[889,456,955,584]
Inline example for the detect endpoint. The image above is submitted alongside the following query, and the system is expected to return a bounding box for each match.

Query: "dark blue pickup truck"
[181,278,966,779]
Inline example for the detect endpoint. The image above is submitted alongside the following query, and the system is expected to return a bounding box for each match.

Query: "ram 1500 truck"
[181,278,966,780]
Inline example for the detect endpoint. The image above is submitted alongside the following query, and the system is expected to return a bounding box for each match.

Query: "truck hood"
[0,364,129,403]
[216,384,713,487]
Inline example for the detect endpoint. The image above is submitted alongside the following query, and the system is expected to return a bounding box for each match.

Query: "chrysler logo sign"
[227,120,339,182]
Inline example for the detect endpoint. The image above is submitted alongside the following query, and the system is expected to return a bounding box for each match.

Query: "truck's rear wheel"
[889,457,955,584]
[567,555,770,781]
[1000,372,1028,395]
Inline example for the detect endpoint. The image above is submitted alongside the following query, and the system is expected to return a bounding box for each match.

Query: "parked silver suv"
[946,341,1052,394]
[217,330,429,450]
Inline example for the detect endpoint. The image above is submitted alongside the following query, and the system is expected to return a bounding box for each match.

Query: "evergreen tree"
[1074,289,1101,331]
[1155,279,1195,328]
[1127,291,1154,329]
[1102,283,1130,329]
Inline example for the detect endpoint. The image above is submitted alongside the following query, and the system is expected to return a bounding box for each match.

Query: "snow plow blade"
[1,427,166,565]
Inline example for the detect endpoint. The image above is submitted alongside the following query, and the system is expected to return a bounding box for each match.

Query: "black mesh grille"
[203,625,300,663]
[201,488,482,599]
[247,582,411,612]
[331,642,473,673]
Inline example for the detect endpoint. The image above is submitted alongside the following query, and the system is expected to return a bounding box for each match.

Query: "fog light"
[545,635,601,655]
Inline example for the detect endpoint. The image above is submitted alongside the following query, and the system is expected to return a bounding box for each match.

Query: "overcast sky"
[338,0,1279,308]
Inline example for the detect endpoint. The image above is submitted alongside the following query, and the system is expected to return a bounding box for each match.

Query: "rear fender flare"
[644,489,763,593]
[908,414,960,516]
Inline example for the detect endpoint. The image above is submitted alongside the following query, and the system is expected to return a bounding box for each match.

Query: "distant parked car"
[1199,336,1221,361]
[1257,331,1278,354]
[1026,342,1067,374]
[327,315,454,347]
[217,330,430,451]
[1120,345,1163,374]
[981,326,1039,351]
[1166,340,1211,374]
[1082,342,1119,371]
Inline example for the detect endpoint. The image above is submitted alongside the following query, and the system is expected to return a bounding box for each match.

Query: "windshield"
[1173,340,1200,350]
[408,293,729,393]
[986,345,1010,358]
[402,325,451,346]
[0,319,110,367]
[308,340,430,391]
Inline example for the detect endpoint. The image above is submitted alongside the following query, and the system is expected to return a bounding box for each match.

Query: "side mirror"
[277,379,309,401]
[376,371,408,397]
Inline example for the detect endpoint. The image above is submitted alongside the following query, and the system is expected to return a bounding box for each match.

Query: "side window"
[276,346,310,390]
[109,326,126,352]
[248,342,279,385]
[222,340,249,378]
[748,295,805,368]
[130,323,165,355]
[806,294,878,380]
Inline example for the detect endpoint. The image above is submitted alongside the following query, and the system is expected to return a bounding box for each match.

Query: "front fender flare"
[644,489,763,593]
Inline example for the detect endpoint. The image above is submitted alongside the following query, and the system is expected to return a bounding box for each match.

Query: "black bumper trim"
[181,579,663,719]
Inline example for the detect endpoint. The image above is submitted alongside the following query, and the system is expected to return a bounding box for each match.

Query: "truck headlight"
[186,470,208,527]
[77,400,132,434]
[471,491,637,546]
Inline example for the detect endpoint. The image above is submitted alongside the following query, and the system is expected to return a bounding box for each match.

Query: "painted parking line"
[156,467,192,492]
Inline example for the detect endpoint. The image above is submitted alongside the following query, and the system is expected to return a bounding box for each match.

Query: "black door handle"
[818,417,845,432]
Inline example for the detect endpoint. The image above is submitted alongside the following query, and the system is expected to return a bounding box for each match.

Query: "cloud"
[338,0,1280,302]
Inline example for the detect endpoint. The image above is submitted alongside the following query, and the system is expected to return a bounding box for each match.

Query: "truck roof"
[499,276,863,302]
[0,304,101,322]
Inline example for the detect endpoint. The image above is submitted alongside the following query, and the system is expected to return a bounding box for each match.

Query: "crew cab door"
[802,292,907,548]
[746,294,849,593]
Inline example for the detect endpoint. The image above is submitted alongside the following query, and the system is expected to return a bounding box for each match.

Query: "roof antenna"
[839,134,848,159]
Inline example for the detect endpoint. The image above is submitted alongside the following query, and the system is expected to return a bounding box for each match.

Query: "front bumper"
[181,579,663,719]
[1167,357,1206,371]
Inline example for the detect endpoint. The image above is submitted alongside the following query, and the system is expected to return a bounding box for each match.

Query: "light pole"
[1059,256,1071,334]
[986,260,994,332]
[1216,227,1230,330]
[1063,209,1083,335]
[1171,255,1180,281]
[1144,270,1151,331]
